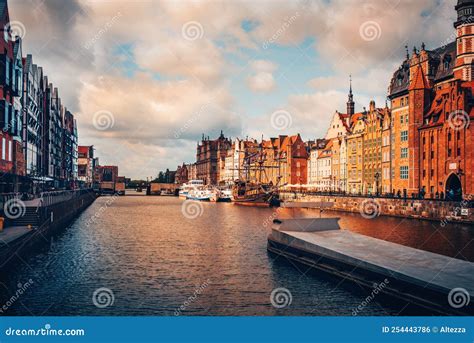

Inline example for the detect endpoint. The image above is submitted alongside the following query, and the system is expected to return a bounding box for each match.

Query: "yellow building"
[362,101,386,195]
[346,113,365,194]
[381,108,392,194]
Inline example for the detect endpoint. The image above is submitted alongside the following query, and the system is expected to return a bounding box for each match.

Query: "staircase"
[9,207,42,227]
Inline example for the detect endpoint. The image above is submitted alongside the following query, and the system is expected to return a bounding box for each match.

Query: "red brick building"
[175,163,189,184]
[196,131,231,185]
[388,0,474,200]
[0,2,25,192]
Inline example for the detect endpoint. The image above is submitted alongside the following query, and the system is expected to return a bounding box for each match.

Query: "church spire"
[347,75,355,116]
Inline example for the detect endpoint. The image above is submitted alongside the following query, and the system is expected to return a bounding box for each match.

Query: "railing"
[38,189,94,207]
[0,192,21,210]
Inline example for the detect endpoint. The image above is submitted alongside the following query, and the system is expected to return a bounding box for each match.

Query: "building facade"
[78,145,95,187]
[387,0,474,199]
[196,132,231,185]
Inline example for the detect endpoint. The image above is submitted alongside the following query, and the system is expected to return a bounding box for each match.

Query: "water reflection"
[0,195,471,316]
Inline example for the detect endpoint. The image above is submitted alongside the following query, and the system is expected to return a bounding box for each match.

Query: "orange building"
[388,0,474,200]
[250,134,308,186]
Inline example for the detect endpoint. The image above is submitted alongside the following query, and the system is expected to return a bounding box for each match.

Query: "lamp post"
[375,172,380,196]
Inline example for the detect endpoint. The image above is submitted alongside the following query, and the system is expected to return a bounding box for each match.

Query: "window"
[401,147,408,158]
[400,166,408,179]
[1,138,5,160]
[401,130,408,141]
[8,141,12,162]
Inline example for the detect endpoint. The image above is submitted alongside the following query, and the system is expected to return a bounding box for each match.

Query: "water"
[1,194,472,316]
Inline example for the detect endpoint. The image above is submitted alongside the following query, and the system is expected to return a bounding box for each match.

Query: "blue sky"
[10,0,457,178]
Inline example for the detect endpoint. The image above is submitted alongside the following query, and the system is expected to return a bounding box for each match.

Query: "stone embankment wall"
[281,193,474,224]
[0,191,97,271]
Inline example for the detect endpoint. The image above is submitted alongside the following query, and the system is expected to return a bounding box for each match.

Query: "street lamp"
[375,172,380,196]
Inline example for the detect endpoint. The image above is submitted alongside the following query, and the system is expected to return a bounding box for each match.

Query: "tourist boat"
[186,187,213,201]
[179,180,204,199]
[210,187,233,202]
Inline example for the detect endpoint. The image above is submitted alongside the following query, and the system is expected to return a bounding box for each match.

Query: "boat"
[210,187,233,202]
[233,180,280,207]
[186,187,213,201]
[179,180,204,199]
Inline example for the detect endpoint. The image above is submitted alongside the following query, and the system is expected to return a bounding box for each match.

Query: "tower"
[408,62,430,195]
[346,75,354,117]
[454,0,474,80]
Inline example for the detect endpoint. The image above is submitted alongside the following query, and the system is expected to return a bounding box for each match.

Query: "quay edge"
[0,190,98,272]
[280,194,474,224]
[267,218,474,316]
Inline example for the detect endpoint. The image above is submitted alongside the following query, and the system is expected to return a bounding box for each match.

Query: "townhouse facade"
[0,0,80,193]
[78,145,96,187]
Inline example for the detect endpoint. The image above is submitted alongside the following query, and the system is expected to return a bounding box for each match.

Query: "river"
[0,194,472,316]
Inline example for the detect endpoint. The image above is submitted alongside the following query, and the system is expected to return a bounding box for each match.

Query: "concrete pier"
[268,218,474,315]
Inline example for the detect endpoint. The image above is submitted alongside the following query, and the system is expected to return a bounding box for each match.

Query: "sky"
[9,0,457,179]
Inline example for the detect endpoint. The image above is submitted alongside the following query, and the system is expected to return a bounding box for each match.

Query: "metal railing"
[38,189,93,207]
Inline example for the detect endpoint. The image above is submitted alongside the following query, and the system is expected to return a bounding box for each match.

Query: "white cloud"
[246,59,277,93]
[8,0,459,177]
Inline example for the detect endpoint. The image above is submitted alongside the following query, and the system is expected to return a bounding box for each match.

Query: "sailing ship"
[232,140,283,207]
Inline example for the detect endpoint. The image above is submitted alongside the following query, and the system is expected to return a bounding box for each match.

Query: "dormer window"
[443,54,452,70]
[396,74,403,86]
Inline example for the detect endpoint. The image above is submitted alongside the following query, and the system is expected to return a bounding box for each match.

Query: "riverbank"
[280,193,474,224]
[0,189,97,271]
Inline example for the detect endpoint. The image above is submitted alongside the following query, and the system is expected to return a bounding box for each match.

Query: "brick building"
[0,3,25,192]
[388,0,474,200]
[175,163,189,184]
[195,131,231,185]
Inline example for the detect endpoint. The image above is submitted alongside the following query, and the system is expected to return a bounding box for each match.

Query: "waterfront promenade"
[0,189,97,271]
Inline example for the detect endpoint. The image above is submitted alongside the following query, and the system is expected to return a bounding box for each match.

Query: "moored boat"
[186,187,213,201]
[179,180,204,199]
[232,180,280,207]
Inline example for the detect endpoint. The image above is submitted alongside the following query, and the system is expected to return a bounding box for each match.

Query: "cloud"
[8,0,460,178]
[246,59,278,93]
